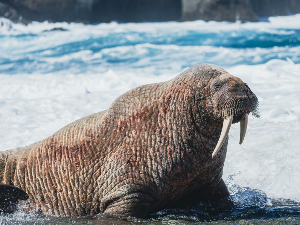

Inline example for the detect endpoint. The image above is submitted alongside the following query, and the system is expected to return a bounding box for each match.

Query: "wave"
[1,42,300,75]
[1,15,300,75]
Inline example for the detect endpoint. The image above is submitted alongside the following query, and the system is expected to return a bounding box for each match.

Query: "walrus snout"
[217,81,258,116]
[211,76,259,158]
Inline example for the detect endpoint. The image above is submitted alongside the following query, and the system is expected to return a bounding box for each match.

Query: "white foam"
[224,59,300,202]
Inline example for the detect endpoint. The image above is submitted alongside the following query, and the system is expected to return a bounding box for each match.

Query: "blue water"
[0,17,300,75]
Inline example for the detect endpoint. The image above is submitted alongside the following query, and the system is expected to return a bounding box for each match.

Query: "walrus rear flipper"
[0,183,28,213]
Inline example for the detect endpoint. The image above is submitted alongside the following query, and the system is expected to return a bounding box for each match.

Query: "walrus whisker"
[239,113,248,145]
[212,115,233,158]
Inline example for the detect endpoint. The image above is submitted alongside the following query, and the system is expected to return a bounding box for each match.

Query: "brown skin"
[0,64,258,218]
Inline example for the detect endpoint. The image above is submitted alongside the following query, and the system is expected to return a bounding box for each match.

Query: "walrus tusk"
[239,113,248,145]
[212,115,233,158]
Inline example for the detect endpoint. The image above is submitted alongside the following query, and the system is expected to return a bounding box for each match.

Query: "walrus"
[0,64,258,218]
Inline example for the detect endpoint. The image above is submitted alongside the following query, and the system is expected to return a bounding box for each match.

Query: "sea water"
[0,14,300,224]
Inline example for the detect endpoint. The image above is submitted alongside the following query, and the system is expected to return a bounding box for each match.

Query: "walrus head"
[205,69,259,158]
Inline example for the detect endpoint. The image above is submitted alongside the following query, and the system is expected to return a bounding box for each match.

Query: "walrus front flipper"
[0,183,28,213]
[173,179,233,211]
[104,192,154,218]
[197,179,230,201]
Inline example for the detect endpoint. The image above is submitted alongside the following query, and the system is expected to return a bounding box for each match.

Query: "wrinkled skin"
[0,64,258,218]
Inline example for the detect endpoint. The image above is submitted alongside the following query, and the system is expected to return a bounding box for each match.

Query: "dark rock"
[0,0,300,24]
[0,2,19,22]
[250,0,300,17]
[90,0,181,23]
[1,0,181,23]
[5,0,76,22]
[180,0,258,22]
[43,27,68,32]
